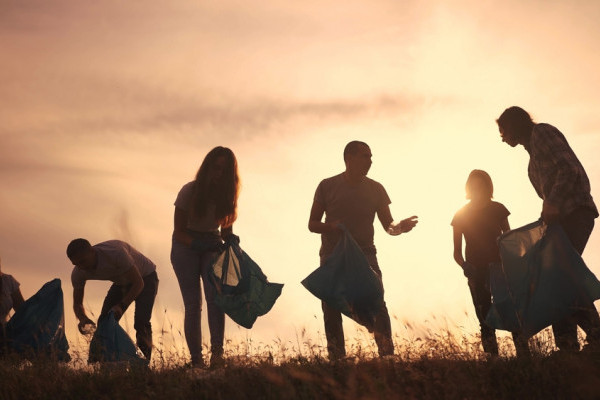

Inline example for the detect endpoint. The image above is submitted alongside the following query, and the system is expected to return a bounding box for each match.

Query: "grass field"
[2,328,600,400]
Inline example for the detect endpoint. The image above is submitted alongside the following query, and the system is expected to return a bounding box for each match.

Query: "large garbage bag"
[486,220,600,337]
[301,226,384,331]
[88,311,147,364]
[5,278,70,361]
[209,243,283,329]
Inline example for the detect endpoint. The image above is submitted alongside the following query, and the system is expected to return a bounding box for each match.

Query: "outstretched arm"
[377,204,394,232]
[73,286,95,334]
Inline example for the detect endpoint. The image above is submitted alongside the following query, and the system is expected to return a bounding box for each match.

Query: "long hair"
[192,146,240,228]
[465,169,494,200]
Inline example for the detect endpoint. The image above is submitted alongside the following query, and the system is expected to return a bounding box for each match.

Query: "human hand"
[224,234,240,246]
[388,216,418,235]
[78,317,96,335]
[191,238,224,253]
[327,221,343,233]
[461,261,476,278]
[110,304,124,320]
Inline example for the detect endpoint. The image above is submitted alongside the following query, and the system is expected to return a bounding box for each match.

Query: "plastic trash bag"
[209,243,283,329]
[301,226,384,331]
[88,311,147,364]
[486,220,600,337]
[5,278,70,361]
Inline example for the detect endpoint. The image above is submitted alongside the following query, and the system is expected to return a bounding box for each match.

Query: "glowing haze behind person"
[451,169,530,357]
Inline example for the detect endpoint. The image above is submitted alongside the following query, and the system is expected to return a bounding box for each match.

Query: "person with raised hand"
[308,140,418,360]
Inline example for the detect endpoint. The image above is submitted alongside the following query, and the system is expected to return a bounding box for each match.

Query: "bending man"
[496,106,600,352]
[67,238,159,360]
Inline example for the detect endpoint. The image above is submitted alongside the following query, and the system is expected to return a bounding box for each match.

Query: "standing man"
[496,106,600,352]
[67,238,159,360]
[308,140,418,360]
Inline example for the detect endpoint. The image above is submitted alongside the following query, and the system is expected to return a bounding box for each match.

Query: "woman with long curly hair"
[171,146,240,368]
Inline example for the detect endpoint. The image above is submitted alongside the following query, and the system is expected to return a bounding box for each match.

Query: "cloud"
[0,64,431,141]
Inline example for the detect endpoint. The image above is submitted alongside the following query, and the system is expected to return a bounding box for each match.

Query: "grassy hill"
[2,332,600,400]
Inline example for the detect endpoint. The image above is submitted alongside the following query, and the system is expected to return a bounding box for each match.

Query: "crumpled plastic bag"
[302,226,384,331]
[5,278,70,361]
[88,311,147,364]
[210,243,283,329]
[486,220,600,337]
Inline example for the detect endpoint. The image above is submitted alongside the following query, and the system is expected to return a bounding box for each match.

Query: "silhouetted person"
[171,146,240,368]
[0,256,25,353]
[452,169,530,357]
[308,140,418,360]
[496,106,600,352]
[67,238,158,360]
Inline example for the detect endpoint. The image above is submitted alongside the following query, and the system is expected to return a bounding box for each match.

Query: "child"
[451,170,528,357]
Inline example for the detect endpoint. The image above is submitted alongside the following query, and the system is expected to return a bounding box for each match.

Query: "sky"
[2,0,600,359]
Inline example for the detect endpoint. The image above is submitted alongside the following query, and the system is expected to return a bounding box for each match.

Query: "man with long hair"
[496,106,600,352]
[308,141,418,360]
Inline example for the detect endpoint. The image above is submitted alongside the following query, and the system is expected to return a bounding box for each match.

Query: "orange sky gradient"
[2,0,600,359]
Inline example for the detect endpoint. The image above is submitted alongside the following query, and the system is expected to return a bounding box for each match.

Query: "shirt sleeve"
[378,183,392,208]
[531,124,582,208]
[497,202,510,220]
[313,180,325,207]
[174,182,194,211]
[450,210,461,228]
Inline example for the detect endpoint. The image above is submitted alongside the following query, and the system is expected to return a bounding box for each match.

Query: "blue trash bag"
[209,243,283,329]
[301,226,384,331]
[5,278,70,361]
[88,311,147,364]
[486,220,600,337]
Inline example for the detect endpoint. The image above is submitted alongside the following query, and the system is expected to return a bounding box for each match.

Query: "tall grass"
[1,321,600,399]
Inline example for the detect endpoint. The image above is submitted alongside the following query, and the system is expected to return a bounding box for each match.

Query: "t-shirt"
[71,240,157,289]
[313,173,391,257]
[0,274,20,323]
[174,181,220,233]
[451,201,510,267]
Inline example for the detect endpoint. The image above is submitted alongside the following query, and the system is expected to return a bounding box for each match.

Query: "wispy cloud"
[1,67,431,140]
